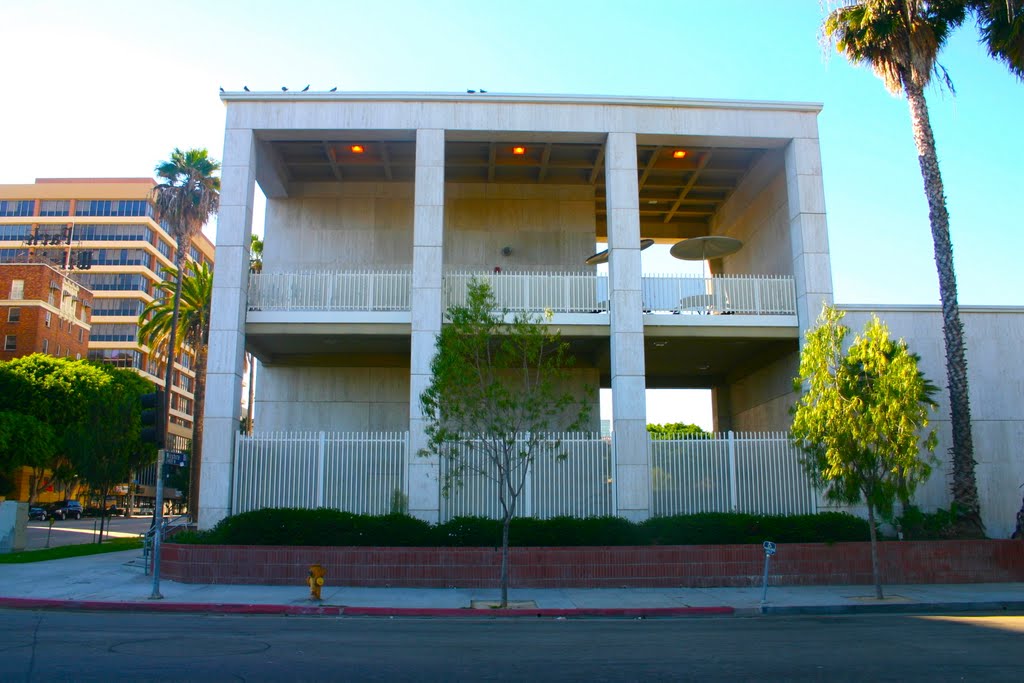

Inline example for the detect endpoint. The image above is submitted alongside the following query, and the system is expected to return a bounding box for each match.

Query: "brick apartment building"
[0,262,93,362]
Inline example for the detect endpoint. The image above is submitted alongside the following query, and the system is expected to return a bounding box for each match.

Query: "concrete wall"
[711,150,792,278]
[838,305,1024,539]
[445,184,595,271]
[263,182,596,274]
[256,365,410,431]
[256,364,601,433]
[725,351,799,431]
[264,182,414,271]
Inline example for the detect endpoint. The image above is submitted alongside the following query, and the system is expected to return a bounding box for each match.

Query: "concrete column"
[198,127,256,529]
[785,136,833,335]
[711,384,733,432]
[407,128,445,522]
[604,132,649,522]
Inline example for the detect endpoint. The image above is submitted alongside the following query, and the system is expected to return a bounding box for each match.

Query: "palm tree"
[244,234,264,435]
[139,262,213,518]
[150,148,219,520]
[823,1,1022,535]
[966,1,1024,78]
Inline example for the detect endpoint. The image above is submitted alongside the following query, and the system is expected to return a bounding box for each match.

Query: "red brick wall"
[0,263,92,361]
[160,541,1024,587]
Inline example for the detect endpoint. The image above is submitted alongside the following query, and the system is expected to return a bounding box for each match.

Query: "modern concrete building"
[0,179,215,442]
[202,92,829,528]
[203,91,1022,536]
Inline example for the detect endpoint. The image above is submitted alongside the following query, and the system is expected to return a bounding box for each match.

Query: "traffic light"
[140,389,165,447]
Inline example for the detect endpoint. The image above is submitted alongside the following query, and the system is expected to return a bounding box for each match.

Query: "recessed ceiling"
[268,138,765,240]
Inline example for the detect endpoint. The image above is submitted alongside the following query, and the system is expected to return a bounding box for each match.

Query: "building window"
[0,200,34,217]
[89,323,137,342]
[92,298,144,317]
[78,327,84,342]
[44,311,51,328]
[4,335,16,351]
[38,200,70,216]
[56,344,60,355]
[7,307,19,322]
[0,224,33,241]
[72,223,153,242]
[75,199,152,218]
[76,352,80,360]
[41,339,48,354]
[9,280,24,299]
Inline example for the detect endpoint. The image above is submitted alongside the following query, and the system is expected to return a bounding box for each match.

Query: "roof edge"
[219,91,824,113]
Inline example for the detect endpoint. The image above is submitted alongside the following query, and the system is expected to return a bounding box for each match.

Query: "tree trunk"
[903,79,984,537]
[97,485,108,544]
[867,504,883,600]
[500,515,511,609]
[189,340,208,524]
[246,353,255,435]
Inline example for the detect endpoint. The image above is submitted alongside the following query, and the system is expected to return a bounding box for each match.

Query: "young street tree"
[823,0,1024,535]
[419,280,590,608]
[792,306,938,599]
[151,148,219,521]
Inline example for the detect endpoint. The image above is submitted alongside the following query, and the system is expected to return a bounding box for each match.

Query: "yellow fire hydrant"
[307,564,326,601]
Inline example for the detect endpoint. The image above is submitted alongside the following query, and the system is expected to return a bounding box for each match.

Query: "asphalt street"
[1,610,1021,682]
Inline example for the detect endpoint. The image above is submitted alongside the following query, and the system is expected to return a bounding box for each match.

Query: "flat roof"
[219,91,823,113]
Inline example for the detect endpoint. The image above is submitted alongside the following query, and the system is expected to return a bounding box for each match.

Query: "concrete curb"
[340,606,735,618]
[0,597,731,618]
[0,597,342,616]
[760,601,1024,616]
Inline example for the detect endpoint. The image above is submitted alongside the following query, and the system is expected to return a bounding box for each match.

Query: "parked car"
[47,500,83,521]
[28,506,48,521]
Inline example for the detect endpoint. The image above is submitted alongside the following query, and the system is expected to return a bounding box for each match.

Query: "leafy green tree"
[823,0,1023,536]
[419,280,591,608]
[0,411,55,499]
[646,422,709,439]
[0,355,111,499]
[65,367,155,541]
[139,261,213,518]
[792,306,938,599]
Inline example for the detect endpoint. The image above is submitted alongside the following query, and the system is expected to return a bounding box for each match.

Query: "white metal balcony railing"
[248,270,797,316]
[443,271,609,314]
[248,270,412,312]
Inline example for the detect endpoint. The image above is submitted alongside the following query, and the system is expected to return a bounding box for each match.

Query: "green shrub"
[895,505,961,540]
[179,508,870,547]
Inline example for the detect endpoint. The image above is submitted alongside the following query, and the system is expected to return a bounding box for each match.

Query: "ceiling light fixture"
[512,145,526,155]
[672,150,687,159]
[350,144,365,154]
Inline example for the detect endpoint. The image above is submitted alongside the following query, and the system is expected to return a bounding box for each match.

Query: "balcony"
[249,269,797,319]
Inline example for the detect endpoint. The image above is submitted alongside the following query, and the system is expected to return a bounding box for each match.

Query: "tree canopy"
[419,279,590,607]
[792,306,938,598]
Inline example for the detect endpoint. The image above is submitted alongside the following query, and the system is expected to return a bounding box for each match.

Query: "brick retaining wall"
[161,540,1023,587]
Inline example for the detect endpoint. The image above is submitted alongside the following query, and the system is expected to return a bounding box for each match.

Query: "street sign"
[163,451,188,467]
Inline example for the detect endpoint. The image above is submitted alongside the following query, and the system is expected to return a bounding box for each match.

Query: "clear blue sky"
[3,1,1021,425]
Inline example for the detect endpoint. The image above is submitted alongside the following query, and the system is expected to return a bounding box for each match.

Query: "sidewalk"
[1,550,1022,617]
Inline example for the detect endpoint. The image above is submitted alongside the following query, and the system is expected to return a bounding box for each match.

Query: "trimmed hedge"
[175,508,871,547]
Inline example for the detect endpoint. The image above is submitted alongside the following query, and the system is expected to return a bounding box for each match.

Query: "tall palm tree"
[244,233,264,435]
[138,262,213,518]
[966,1,1024,77]
[823,0,1021,535]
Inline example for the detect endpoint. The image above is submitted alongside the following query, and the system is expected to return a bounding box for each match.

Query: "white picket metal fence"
[247,269,795,317]
[641,274,797,315]
[233,431,408,514]
[231,430,816,520]
[443,271,609,314]
[438,433,613,521]
[248,270,412,311]
[650,431,816,516]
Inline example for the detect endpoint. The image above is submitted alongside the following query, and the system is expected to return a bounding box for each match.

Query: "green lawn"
[0,537,143,564]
